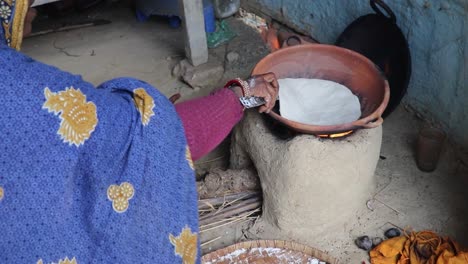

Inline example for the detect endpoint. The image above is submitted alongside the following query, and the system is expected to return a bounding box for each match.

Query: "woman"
[0,2,278,263]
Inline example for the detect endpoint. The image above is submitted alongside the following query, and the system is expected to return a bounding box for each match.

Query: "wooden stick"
[195,155,226,165]
[199,196,261,221]
[200,210,260,233]
[198,191,260,210]
[27,19,111,38]
[200,215,245,228]
[201,236,222,247]
[199,199,262,226]
[210,194,256,216]
[201,217,254,234]
[200,217,247,234]
[200,209,260,229]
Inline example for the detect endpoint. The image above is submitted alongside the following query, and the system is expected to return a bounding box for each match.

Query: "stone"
[181,59,224,89]
[355,236,373,251]
[226,51,240,63]
[172,59,193,78]
[310,259,319,264]
[230,110,382,245]
[171,58,224,88]
[171,63,182,77]
[384,228,401,239]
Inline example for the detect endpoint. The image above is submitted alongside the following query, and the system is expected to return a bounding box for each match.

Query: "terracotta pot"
[416,126,446,172]
[252,44,390,135]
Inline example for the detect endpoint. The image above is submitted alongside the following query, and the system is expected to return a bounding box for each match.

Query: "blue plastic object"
[168,16,181,28]
[203,2,216,33]
[135,9,150,22]
[136,0,216,33]
[136,9,180,28]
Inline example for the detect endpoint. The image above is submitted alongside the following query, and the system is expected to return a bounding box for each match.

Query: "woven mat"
[202,240,338,264]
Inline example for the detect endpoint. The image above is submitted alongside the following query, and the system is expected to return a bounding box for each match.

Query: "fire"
[261,26,281,52]
[317,130,354,139]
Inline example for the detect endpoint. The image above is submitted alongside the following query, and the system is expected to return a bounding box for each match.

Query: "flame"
[261,26,280,51]
[317,130,354,139]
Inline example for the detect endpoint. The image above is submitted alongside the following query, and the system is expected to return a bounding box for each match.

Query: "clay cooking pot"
[252,44,390,135]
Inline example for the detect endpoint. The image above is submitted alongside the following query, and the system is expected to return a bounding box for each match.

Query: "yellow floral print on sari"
[133,88,155,126]
[169,226,198,264]
[107,182,135,213]
[186,146,194,170]
[43,87,98,147]
[0,0,28,50]
[37,257,77,264]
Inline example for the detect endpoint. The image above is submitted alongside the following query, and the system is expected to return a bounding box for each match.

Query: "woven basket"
[202,240,338,264]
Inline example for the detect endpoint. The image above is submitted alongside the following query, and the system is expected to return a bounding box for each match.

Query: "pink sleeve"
[175,88,244,161]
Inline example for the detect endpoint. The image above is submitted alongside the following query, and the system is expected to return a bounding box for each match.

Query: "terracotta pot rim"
[252,44,390,135]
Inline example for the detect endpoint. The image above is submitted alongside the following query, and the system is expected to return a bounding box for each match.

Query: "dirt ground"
[23,3,468,263]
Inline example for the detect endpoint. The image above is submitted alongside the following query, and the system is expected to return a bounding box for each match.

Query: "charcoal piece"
[385,228,401,238]
[355,236,373,251]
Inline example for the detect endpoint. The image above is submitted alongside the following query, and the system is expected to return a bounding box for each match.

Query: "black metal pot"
[336,0,411,118]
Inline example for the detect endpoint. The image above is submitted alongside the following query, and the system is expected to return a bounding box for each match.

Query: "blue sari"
[0,1,200,263]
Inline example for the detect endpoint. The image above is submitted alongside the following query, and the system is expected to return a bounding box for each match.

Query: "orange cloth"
[370,231,468,264]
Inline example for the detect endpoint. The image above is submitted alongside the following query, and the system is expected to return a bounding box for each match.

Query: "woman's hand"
[248,72,279,113]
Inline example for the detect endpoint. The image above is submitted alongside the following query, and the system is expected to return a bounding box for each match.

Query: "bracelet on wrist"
[224,78,251,97]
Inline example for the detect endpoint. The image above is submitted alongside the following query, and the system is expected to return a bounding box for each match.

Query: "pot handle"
[284,36,304,47]
[370,0,396,23]
[362,116,384,129]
